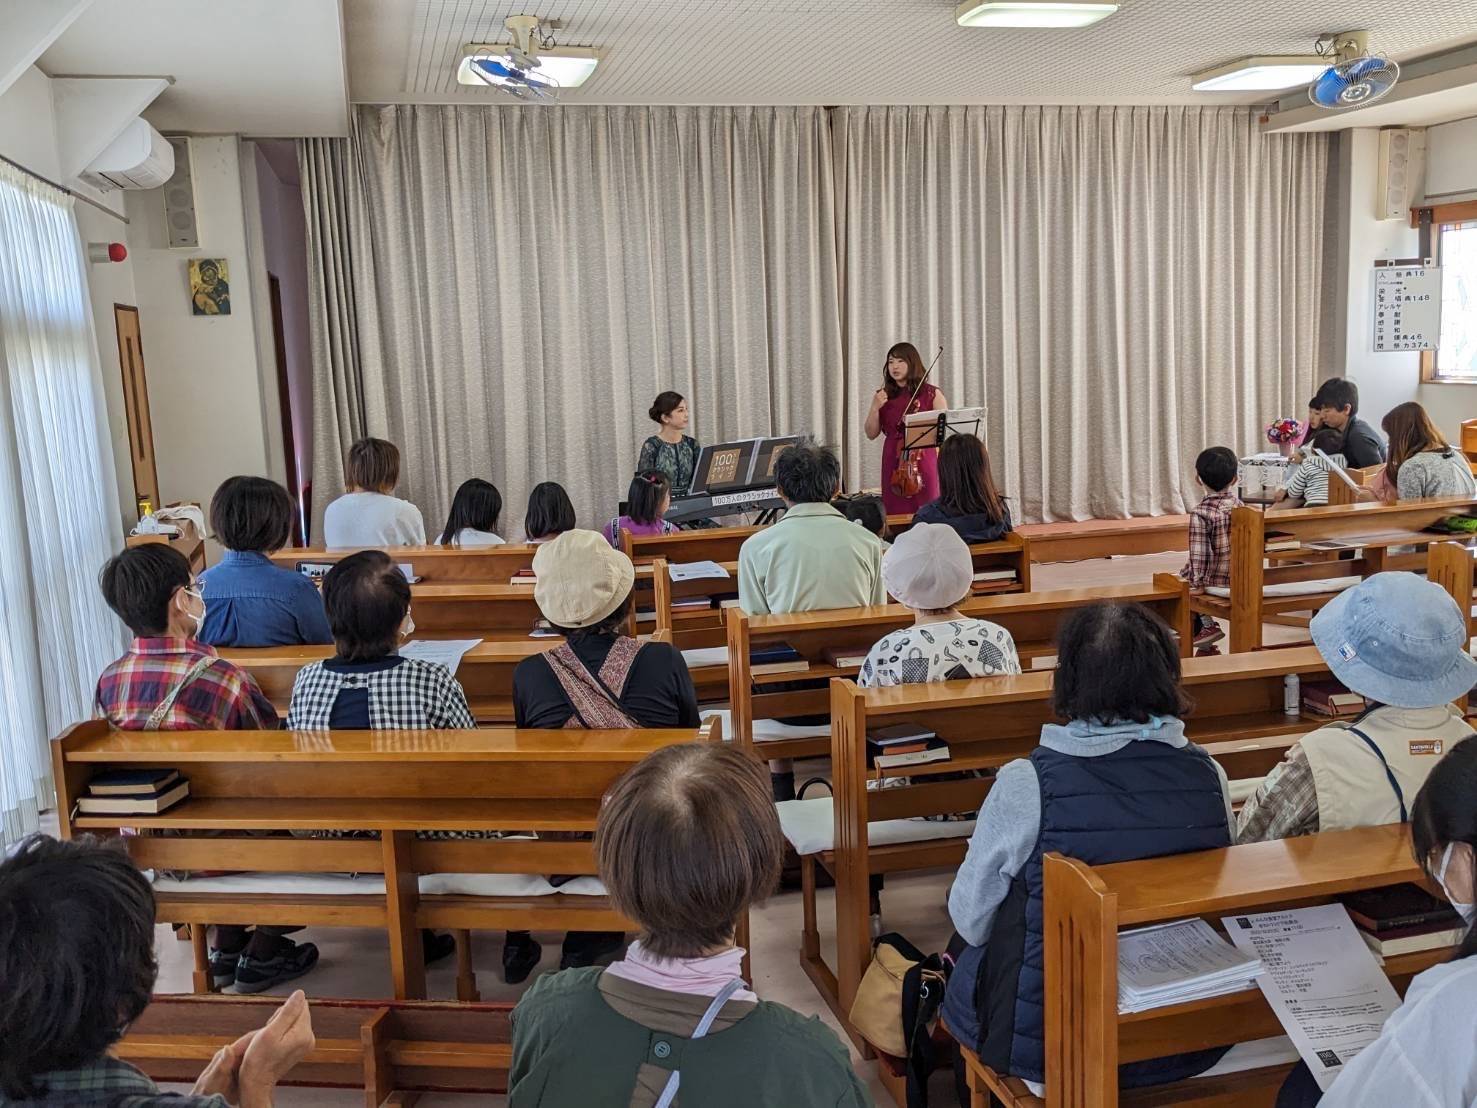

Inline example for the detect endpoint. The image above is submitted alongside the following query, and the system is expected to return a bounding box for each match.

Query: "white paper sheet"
[670,560,731,582]
[1223,904,1401,1092]
[1117,919,1261,1013]
[398,638,482,674]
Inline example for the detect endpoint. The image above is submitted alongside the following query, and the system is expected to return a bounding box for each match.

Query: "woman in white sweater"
[1278,740,1477,1107]
[322,437,426,548]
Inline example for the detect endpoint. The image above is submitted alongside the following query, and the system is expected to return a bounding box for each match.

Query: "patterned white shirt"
[858,618,1021,688]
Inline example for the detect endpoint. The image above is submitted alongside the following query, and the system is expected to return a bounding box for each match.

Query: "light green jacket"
[737,503,886,615]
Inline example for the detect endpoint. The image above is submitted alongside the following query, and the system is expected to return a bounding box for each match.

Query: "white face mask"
[400,612,415,640]
[1437,843,1476,926]
[181,586,205,637]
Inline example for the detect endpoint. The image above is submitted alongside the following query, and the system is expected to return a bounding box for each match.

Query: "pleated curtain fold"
[300,103,1335,533]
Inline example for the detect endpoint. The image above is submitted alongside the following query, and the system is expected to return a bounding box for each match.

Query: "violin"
[889,346,943,499]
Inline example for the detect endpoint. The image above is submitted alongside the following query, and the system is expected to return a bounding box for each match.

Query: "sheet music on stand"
[901,406,986,456]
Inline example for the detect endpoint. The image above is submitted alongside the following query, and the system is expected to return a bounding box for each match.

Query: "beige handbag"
[848,933,946,1057]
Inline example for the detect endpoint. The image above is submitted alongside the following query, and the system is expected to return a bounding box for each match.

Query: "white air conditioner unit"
[79,119,175,191]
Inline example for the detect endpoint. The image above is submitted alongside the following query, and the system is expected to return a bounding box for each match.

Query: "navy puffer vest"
[967,740,1232,1086]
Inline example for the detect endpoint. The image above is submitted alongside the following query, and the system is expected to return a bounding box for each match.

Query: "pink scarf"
[603,940,756,1002]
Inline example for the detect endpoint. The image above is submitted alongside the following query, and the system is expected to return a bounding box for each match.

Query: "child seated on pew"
[1275,739,1477,1107]
[1180,446,1241,650]
[95,543,319,993]
[508,743,870,1108]
[943,601,1235,1095]
[837,491,889,549]
[504,530,700,985]
[0,834,316,1107]
[1238,573,1476,844]
[437,477,506,547]
[602,470,678,548]
[199,475,332,648]
[523,481,576,544]
[1273,425,1347,508]
[322,437,426,549]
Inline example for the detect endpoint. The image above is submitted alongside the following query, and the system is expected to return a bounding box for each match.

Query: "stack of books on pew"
[823,645,870,670]
[750,643,810,676]
[1302,680,1367,718]
[1264,530,1300,553]
[866,723,950,770]
[510,569,537,586]
[1341,884,1465,958]
[1116,918,1263,1014]
[77,769,190,815]
[672,597,716,613]
[972,569,1016,585]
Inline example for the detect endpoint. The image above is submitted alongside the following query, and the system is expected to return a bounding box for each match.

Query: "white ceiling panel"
[41,0,348,135]
[345,0,1477,106]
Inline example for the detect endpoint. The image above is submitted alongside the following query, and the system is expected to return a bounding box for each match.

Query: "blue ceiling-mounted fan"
[1308,31,1400,109]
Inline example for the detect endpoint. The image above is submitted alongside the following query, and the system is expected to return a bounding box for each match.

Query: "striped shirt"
[1284,451,1346,507]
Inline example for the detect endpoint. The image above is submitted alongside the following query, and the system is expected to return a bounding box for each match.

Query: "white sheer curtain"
[0,163,125,847]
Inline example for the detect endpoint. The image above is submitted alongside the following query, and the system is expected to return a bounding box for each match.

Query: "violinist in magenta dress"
[867,341,949,515]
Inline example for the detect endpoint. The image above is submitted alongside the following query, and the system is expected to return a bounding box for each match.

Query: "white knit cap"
[882,523,973,610]
[532,530,636,629]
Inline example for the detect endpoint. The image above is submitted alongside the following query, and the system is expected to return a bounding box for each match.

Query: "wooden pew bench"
[268,543,541,584]
[51,718,724,1002]
[950,822,1450,1108]
[224,628,677,723]
[118,993,514,1103]
[716,577,1191,763]
[1205,496,1477,652]
[225,641,558,723]
[804,647,1337,1052]
[887,514,1191,564]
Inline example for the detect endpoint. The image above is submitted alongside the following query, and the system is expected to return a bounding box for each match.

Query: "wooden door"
[114,305,160,518]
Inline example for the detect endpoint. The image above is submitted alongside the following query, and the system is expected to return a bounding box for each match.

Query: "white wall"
[0,64,138,535]
[1425,116,1477,201]
[124,136,281,537]
[1337,128,1477,444]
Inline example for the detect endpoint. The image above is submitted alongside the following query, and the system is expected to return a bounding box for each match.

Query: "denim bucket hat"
[1310,572,1477,709]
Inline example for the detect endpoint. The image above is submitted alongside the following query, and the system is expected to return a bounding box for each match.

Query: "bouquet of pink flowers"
[1265,417,1304,446]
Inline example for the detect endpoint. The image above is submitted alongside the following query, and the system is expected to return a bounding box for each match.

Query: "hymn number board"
[1371,263,1442,352]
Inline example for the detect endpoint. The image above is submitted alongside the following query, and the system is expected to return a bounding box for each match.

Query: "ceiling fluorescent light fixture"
[456,44,600,89]
[955,2,1118,28]
[1191,56,1329,91]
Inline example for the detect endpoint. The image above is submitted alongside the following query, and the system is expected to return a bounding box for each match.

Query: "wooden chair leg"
[190,923,215,994]
[800,854,820,961]
[453,929,480,1002]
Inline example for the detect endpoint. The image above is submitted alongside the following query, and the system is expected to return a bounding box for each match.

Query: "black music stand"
[900,406,986,458]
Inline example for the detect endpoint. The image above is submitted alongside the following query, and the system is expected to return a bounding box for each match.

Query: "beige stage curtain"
[833,105,1336,520]
[300,105,843,540]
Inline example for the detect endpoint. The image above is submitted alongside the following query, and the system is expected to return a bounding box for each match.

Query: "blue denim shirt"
[199,550,332,648]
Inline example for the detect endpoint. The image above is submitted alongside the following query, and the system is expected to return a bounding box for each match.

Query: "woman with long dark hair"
[865,342,949,516]
[1273,739,1477,1107]
[637,391,701,497]
[1379,401,1477,501]
[437,478,505,547]
[912,433,1012,542]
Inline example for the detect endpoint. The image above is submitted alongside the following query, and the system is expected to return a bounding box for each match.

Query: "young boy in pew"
[1238,573,1476,844]
[942,602,1236,1098]
[95,544,319,993]
[1276,740,1477,1107]
[0,834,315,1107]
[1179,446,1240,652]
